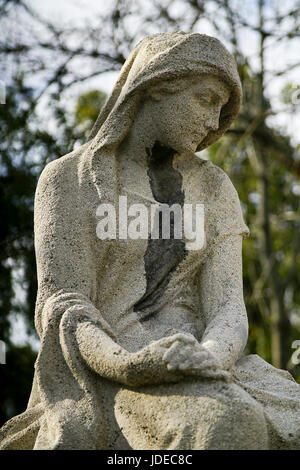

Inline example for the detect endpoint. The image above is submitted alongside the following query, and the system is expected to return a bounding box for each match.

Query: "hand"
[162,339,231,382]
[125,333,198,387]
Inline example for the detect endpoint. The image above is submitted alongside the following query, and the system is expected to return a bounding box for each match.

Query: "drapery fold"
[1,32,299,450]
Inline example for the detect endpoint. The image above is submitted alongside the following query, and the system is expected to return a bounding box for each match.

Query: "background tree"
[0,0,299,425]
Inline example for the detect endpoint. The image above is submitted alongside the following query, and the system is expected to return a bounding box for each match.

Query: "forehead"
[190,76,230,101]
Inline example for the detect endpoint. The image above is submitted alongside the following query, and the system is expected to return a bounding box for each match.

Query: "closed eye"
[195,94,211,105]
[195,91,223,107]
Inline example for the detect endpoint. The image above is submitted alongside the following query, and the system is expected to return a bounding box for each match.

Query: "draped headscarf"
[87,31,242,153]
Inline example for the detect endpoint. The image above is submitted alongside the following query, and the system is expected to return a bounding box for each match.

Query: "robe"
[1,142,300,450]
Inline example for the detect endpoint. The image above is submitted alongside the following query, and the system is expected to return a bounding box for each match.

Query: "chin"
[173,141,198,155]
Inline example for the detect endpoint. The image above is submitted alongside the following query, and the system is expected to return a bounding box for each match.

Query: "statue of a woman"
[1,32,300,450]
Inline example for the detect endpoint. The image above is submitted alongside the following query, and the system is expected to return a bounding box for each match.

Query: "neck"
[121,113,157,168]
[117,103,198,169]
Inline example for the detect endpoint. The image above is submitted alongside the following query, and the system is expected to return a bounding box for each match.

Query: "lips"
[193,132,206,145]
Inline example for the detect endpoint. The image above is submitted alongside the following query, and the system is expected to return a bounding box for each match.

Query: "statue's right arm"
[34,156,136,386]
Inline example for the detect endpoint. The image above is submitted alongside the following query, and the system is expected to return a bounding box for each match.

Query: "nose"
[205,107,221,132]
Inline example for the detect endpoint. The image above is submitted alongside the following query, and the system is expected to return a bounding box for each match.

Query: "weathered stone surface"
[1,32,300,450]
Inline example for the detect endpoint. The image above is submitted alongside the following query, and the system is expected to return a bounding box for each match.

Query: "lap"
[100,378,268,450]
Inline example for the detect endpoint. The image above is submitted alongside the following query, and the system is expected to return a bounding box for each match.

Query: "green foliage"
[1,0,300,422]
[75,90,107,129]
[208,66,300,381]
[281,83,300,108]
[0,79,107,422]
[0,344,37,426]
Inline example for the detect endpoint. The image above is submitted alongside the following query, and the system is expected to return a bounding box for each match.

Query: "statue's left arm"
[161,235,248,378]
[197,233,249,371]
[196,169,250,372]
[157,169,250,379]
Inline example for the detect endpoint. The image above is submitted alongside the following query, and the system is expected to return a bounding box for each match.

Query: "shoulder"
[201,162,250,240]
[36,142,90,199]
[193,157,239,202]
[34,144,93,233]
[201,159,234,187]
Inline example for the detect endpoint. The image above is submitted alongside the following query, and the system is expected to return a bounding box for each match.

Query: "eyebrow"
[198,85,230,104]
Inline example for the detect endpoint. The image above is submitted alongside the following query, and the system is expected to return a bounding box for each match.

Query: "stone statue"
[1,32,300,450]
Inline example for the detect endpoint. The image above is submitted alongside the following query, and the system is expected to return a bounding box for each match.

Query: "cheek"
[157,96,206,134]
[209,105,222,121]
[175,101,202,126]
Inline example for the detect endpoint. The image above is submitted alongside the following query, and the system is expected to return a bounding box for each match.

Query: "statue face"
[150,75,230,154]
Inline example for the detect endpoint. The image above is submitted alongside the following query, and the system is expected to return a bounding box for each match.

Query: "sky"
[7,0,300,350]
[25,0,300,143]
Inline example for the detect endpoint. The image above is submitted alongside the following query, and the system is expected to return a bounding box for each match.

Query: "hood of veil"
[87,32,242,153]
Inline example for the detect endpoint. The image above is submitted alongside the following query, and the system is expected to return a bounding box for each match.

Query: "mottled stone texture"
[1,32,300,450]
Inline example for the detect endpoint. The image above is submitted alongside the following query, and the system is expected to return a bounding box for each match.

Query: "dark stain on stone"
[133,142,187,320]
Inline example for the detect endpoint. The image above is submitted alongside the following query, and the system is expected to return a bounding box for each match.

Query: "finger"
[167,333,197,345]
[163,342,206,365]
[162,341,181,363]
[192,360,219,371]
[162,342,195,364]
[190,351,209,362]
[153,336,184,349]
[166,350,202,371]
[152,334,198,354]
[177,352,208,370]
[178,359,193,371]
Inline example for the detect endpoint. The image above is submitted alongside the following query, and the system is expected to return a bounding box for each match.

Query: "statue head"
[136,73,230,154]
[88,32,242,154]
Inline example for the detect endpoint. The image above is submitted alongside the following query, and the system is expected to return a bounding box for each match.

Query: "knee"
[194,382,269,450]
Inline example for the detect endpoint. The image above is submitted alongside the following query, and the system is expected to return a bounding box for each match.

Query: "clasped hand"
[125,333,230,387]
